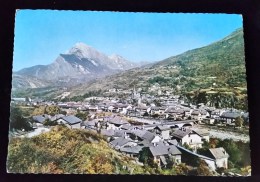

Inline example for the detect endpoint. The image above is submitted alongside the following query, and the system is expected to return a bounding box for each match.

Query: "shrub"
[173,163,189,175]
[9,106,33,131]
[43,119,58,126]
[196,159,213,176]
[75,111,88,121]
[216,167,226,174]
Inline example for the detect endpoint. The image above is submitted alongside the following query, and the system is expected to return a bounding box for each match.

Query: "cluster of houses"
[51,96,249,126]
[12,87,249,126]
[32,114,82,129]
[32,112,229,171]
[18,88,249,172]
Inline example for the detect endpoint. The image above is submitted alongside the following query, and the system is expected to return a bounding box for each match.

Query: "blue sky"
[13,10,243,71]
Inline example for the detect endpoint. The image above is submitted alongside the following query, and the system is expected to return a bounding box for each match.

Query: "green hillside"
[154,28,247,110]
[8,125,205,175]
[155,28,246,89]
[7,126,147,174]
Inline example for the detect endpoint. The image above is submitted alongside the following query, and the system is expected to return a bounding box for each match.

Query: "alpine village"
[8,28,250,176]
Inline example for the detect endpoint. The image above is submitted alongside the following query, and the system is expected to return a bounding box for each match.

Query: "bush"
[173,163,189,175]
[43,119,58,126]
[32,105,62,116]
[9,106,33,131]
[152,114,159,118]
[216,167,226,174]
[75,111,89,121]
[183,143,193,151]
[7,138,57,173]
[196,159,213,176]
[235,116,243,127]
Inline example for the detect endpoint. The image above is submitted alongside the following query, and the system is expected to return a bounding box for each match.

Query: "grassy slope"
[7,125,150,174]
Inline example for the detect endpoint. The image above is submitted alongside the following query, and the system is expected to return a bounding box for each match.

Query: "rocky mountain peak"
[14,42,138,89]
[68,42,100,59]
[109,54,124,60]
[109,54,136,69]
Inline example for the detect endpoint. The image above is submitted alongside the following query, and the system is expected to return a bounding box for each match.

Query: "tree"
[9,106,33,131]
[209,138,219,148]
[235,116,243,127]
[173,163,189,175]
[217,139,241,167]
[139,147,157,167]
[153,99,162,107]
[143,112,149,117]
[152,114,159,118]
[196,159,213,176]
[60,110,67,115]
[45,105,61,116]
[236,141,251,167]
[32,105,61,116]
[32,106,46,116]
[183,142,193,151]
[195,92,207,105]
[139,147,150,164]
[75,111,88,121]
[89,99,97,105]
[197,141,210,156]
[43,119,58,126]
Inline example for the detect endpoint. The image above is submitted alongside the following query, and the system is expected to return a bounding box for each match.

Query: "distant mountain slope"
[14,43,137,85]
[69,28,245,93]
[157,28,244,67]
[12,74,52,91]
[154,28,246,88]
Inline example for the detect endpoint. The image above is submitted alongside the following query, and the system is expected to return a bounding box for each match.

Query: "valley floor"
[127,116,249,142]
[193,124,249,142]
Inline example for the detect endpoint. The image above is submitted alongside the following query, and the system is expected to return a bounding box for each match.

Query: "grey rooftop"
[149,145,181,157]
[61,115,82,125]
[209,147,229,159]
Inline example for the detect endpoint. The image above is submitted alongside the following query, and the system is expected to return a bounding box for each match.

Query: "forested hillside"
[155,28,246,90]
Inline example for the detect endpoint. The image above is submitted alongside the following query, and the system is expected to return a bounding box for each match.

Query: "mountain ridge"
[155,27,244,67]
[13,42,137,89]
[66,28,246,103]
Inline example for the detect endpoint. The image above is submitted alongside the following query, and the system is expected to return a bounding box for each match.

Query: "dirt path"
[19,127,51,138]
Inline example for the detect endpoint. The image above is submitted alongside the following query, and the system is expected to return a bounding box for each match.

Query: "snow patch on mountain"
[90,59,98,66]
